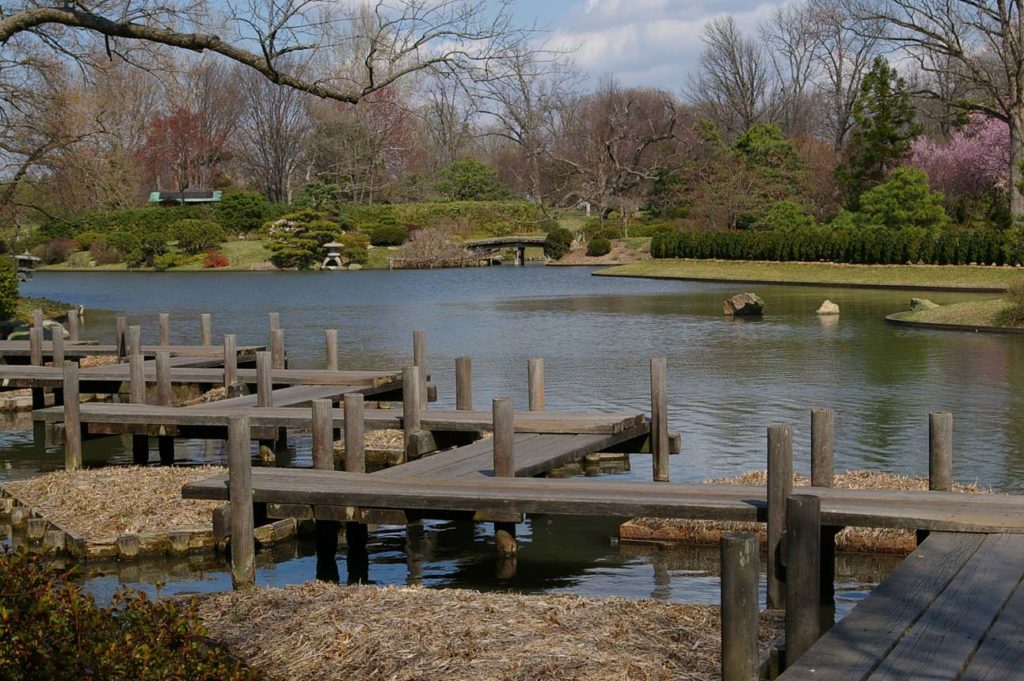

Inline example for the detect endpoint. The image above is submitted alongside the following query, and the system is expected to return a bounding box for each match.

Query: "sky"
[511,0,785,90]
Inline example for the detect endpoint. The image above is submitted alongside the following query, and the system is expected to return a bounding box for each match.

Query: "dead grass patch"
[622,470,990,554]
[198,582,780,681]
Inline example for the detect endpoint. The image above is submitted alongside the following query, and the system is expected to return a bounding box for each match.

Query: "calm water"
[4,266,1022,603]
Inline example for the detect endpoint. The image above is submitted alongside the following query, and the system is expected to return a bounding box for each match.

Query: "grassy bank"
[597,259,1024,290]
[888,298,1024,330]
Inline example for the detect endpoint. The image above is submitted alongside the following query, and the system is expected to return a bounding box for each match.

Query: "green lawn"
[888,299,1024,329]
[597,259,1024,291]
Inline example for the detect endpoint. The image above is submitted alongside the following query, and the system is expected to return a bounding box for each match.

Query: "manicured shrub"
[32,238,81,265]
[343,246,369,265]
[593,227,622,241]
[171,219,226,255]
[586,237,612,257]
[752,201,819,231]
[0,548,258,680]
[338,201,540,238]
[543,227,574,260]
[436,159,508,200]
[1003,279,1024,324]
[217,191,269,235]
[369,224,408,246]
[153,252,192,271]
[858,167,949,232]
[0,259,17,320]
[203,249,230,268]
[267,211,340,270]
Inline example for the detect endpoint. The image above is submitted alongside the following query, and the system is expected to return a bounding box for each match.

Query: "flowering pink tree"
[909,116,1010,223]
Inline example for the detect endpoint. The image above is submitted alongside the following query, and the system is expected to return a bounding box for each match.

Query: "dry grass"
[332,428,405,454]
[622,470,990,554]
[1,467,225,542]
[79,355,121,368]
[183,386,230,406]
[199,582,780,681]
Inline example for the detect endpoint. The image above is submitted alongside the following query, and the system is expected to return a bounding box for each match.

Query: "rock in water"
[817,300,840,315]
[259,445,276,466]
[723,293,765,316]
[910,298,939,311]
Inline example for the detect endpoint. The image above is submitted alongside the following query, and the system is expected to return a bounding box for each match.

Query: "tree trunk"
[1010,110,1024,220]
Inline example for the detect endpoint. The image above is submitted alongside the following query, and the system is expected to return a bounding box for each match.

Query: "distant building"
[148,189,223,205]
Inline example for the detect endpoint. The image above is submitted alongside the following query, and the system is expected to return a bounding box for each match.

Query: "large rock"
[910,298,939,311]
[816,300,840,315]
[723,293,765,316]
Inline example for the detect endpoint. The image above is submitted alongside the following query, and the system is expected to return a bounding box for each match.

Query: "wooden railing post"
[158,313,170,346]
[402,366,422,461]
[929,411,953,492]
[810,407,838,633]
[721,533,760,681]
[270,329,285,370]
[63,361,81,471]
[129,353,148,465]
[50,325,66,405]
[115,316,127,358]
[650,357,669,482]
[156,351,174,465]
[344,393,365,474]
[325,329,338,371]
[492,397,517,558]
[200,313,212,346]
[311,399,334,471]
[128,325,142,358]
[767,424,793,610]
[455,357,472,411]
[268,312,280,333]
[66,309,79,342]
[223,334,238,393]
[228,416,255,588]
[413,329,428,409]
[785,494,822,668]
[528,358,544,411]
[32,309,42,329]
[29,326,45,409]
[256,351,273,408]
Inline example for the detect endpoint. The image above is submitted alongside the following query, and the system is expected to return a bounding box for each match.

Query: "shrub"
[343,246,369,265]
[153,252,191,271]
[203,249,230,268]
[268,211,340,270]
[33,238,81,265]
[858,167,949,231]
[593,227,622,241]
[543,227,574,260]
[586,237,612,257]
[217,191,269,234]
[0,547,258,680]
[338,201,539,238]
[630,223,677,238]
[74,231,104,249]
[89,239,120,265]
[539,218,561,233]
[369,224,408,246]
[172,219,226,255]
[1003,279,1024,324]
[752,200,819,231]
[0,259,17,320]
[436,159,508,201]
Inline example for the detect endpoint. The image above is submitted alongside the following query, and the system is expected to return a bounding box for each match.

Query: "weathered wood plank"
[960,577,1024,680]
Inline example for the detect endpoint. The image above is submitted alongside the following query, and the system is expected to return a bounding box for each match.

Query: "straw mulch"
[1,466,226,542]
[198,582,780,681]
[333,428,405,453]
[79,355,121,368]
[183,386,230,406]
[622,470,991,554]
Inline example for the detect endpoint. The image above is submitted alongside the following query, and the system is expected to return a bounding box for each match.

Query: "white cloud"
[550,0,787,89]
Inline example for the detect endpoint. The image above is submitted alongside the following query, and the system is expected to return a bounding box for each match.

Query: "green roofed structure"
[149,190,223,205]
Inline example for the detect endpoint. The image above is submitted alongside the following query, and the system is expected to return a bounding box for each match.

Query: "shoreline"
[595,259,1023,292]
[885,314,1024,335]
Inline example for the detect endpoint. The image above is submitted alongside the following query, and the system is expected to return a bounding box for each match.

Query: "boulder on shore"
[910,298,939,311]
[817,300,840,315]
[723,293,764,316]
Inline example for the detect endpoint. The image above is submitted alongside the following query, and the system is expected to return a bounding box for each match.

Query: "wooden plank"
[867,533,1024,681]
[960,577,1024,680]
[779,532,985,680]
[190,384,366,410]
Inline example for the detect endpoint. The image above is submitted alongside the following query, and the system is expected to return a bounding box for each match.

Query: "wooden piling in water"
[115,316,127,358]
[130,353,148,464]
[223,334,238,391]
[767,424,793,610]
[785,494,821,668]
[128,325,141,358]
[156,352,173,406]
[325,329,338,371]
[200,313,212,346]
[403,366,422,460]
[650,357,669,482]
[721,533,760,681]
[492,397,517,558]
[810,408,838,632]
[51,325,65,367]
[158,313,170,346]
[29,327,42,366]
[929,411,953,492]
[311,399,334,471]
[32,309,42,329]
[66,309,79,342]
[528,358,544,411]
[63,361,81,472]
[228,416,255,588]
[413,330,428,409]
[270,329,285,370]
[455,357,472,411]
[256,351,273,408]
[344,393,365,474]
[268,311,280,331]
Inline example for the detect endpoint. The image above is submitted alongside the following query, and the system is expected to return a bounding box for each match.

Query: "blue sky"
[511,0,783,90]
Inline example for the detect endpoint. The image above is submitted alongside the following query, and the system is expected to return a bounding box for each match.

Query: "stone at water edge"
[723,292,765,316]
[910,298,940,311]
[259,445,276,466]
[817,300,840,315]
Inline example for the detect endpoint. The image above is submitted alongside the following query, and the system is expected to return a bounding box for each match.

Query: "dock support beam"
[63,361,81,471]
[528,358,544,411]
[650,357,669,482]
[325,329,338,371]
[402,366,422,462]
[312,398,341,583]
[156,352,174,465]
[129,353,148,465]
[767,424,793,610]
[785,494,821,669]
[811,408,838,632]
[270,329,285,370]
[456,357,472,411]
[343,392,369,584]
[128,325,141,357]
[256,351,276,455]
[929,411,953,491]
[721,533,759,681]
[228,416,255,588]
[492,397,518,561]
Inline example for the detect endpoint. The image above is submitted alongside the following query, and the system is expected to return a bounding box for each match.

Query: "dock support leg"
[767,424,793,610]
[491,397,518,568]
[650,357,669,482]
[345,522,369,585]
[63,362,82,472]
[721,533,759,681]
[406,520,425,585]
[810,408,837,632]
[919,411,953,545]
[784,494,821,670]
[132,435,149,465]
[158,437,175,466]
[228,416,255,588]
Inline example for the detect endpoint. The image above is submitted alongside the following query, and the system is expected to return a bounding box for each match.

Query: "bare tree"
[762,3,820,136]
[688,16,775,139]
[421,72,477,169]
[235,65,311,202]
[857,0,1024,216]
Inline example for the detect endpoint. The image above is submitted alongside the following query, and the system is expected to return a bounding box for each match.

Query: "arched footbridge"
[464,235,547,266]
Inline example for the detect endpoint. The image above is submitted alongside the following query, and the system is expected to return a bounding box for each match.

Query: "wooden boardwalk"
[779,531,1024,680]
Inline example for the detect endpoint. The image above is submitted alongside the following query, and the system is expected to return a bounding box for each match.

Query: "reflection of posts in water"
[496,556,517,580]
[313,399,340,583]
[346,523,370,585]
[406,521,425,585]
[651,556,671,601]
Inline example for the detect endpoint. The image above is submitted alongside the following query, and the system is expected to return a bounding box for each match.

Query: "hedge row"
[651,226,1024,266]
[338,201,541,237]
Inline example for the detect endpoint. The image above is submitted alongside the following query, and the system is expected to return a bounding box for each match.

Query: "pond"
[5,266,1022,605]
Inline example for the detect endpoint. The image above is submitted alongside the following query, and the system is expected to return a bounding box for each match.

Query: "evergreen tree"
[838,57,922,209]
